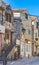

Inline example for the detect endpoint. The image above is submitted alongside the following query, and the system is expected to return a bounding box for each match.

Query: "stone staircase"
[0,43,15,60]
[7,46,15,60]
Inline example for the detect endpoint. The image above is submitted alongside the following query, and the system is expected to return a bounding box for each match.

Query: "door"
[21,43,24,57]
[17,46,20,58]
[0,34,2,56]
[26,44,31,57]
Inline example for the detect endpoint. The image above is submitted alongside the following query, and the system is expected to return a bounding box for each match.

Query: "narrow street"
[7,57,39,65]
[0,1,39,65]
[0,57,39,65]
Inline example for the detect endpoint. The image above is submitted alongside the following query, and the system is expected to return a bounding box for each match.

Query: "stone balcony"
[3,21,13,32]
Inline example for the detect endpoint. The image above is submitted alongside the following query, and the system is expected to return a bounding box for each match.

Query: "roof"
[31,16,37,21]
[12,8,27,12]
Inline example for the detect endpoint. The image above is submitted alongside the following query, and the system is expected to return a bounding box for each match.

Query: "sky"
[3,0,39,16]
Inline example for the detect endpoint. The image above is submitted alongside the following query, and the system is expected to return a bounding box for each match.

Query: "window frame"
[5,12,11,23]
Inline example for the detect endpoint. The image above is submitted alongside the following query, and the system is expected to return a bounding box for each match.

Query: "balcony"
[0,24,5,33]
[3,21,13,32]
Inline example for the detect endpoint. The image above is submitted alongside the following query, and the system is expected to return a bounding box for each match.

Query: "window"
[6,34,9,39]
[18,18,22,22]
[35,33,37,37]
[22,27,26,34]
[0,13,2,24]
[5,30,9,39]
[5,13,8,21]
[28,29,31,35]
[5,12,11,22]
[9,14,11,23]
[36,22,39,28]
[25,13,28,19]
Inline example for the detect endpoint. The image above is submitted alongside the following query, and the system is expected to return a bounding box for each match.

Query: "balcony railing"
[3,21,13,31]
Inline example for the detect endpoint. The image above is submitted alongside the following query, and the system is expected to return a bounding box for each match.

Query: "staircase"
[0,43,15,60]
[7,46,15,60]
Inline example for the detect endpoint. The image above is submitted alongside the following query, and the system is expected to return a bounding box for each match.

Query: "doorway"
[0,34,2,56]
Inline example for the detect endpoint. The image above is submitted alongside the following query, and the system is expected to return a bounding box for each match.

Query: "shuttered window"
[25,13,28,19]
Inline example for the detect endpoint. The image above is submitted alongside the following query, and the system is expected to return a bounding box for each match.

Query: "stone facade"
[20,9,32,57]
[0,0,39,58]
[0,0,13,55]
[31,16,39,55]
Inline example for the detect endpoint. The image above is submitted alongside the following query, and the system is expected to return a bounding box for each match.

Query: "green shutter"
[22,27,26,34]
[25,13,28,19]
[28,29,31,35]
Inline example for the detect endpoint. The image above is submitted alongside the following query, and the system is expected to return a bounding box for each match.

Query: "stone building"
[20,9,32,57]
[0,0,13,56]
[11,9,32,58]
[31,16,39,55]
[0,0,39,58]
[11,9,22,58]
